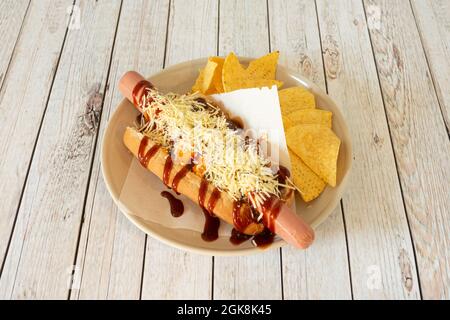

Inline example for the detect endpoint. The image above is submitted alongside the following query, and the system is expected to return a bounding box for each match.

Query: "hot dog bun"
[123,127,264,235]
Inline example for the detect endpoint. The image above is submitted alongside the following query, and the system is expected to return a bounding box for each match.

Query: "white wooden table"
[0,0,448,300]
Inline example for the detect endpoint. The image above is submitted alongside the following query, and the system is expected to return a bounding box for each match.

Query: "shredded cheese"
[137,88,294,204]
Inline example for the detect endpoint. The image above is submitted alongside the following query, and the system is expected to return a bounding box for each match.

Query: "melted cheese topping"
[137,88,294,204]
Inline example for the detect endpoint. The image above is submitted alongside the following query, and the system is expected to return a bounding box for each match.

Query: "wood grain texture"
[142,240,212,299]
[0,0,447,300]
[410,0,450,133]
[219,0,268,56]
[0,0,29,89]
[282,208,351,299]
[214,250,282,300]
[213,0,282,300]
[0,0,122,299]
[0,0,72,279]
[269,0,325,86]
[316,0,420,299]
[364,0,450,299]
[72,0,171,299]
[139,0,218,300]
[269,0,352,300]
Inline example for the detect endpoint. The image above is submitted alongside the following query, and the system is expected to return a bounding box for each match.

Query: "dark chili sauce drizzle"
[229,228,253,245]
[229,166,291,248]
[229,198,279,248]
[229,201,254,246]
[171,164,193,195]
[138,136,161,168]
[132,80,153,107]
[198,178,221,242]
[207,188,221,214]
[252,228,276,248]
[226,117,244,131]
[277,165,290,185]
[162,155,173,187]
[231,201,253,232]
[160,191,184,217]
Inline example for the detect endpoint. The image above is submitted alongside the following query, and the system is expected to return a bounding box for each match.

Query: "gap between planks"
[0,0,31,93]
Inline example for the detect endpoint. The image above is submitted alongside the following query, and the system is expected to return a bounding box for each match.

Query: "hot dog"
[119,71,314,249]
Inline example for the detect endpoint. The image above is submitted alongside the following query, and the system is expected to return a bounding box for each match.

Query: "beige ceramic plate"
[101,57,352,256]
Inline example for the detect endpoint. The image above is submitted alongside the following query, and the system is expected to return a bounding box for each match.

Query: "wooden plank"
[218,0,269,56]
[363,0,450,299]
[283,208,351,299]
[316,0,421,299]
[269,0,325,86]
[142,240,213,299]
[269,0,352,300]
[0,0,122,299]
[213,0,282,300]
[0,0,73,279]
[410,0,450,133]
[0,0,30,89]
[139,0,217,300]
[214,251,282,300]
[72,0,171,299]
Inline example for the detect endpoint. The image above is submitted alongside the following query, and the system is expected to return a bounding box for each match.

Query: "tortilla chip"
[282,115,294,131]
[201,60,218,93]
[224,78,282,92]
[222,52,243,91]
[222,52,283,92]
[289,149,326,202]
[285,109,332,130]
[192,68,205,93]
[209,56,225,93]
[247,51,279,80]
[279,87,316,116]
[286,124,340,187]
